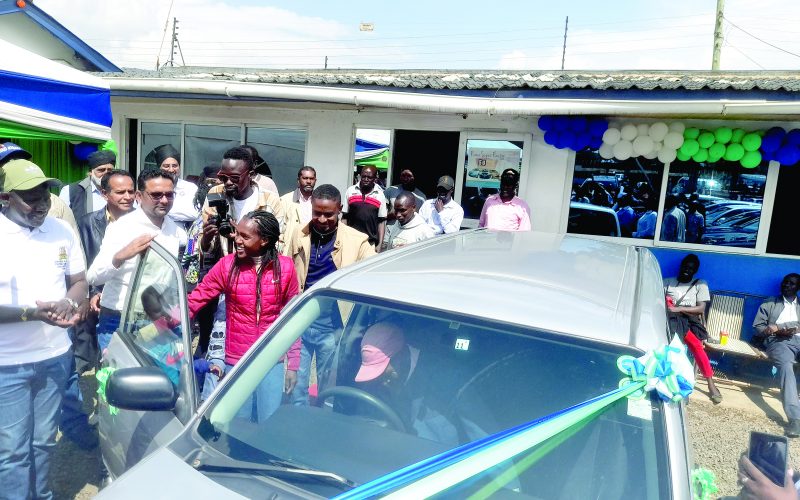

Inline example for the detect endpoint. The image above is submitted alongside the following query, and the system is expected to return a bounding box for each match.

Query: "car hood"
[95,447,247,499]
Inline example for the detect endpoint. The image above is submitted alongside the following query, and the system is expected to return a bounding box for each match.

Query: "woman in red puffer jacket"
[188,210,300,421]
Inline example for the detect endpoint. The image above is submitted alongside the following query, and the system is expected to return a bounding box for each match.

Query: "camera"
[206,192,235,238]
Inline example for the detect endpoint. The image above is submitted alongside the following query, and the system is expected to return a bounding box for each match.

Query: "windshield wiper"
[193,455,357,489]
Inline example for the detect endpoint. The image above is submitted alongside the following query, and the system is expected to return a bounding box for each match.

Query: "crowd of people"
[0,140,534,498]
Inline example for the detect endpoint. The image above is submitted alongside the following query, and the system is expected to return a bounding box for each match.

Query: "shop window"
[185,125,241,178]
[462,139,524,222]
[246,127,307,195]
[141,122,180,172]
[568,150,664,239]
[661,159,767,248]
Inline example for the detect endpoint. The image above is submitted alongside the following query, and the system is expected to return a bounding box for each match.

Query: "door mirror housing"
[107,367,178,411]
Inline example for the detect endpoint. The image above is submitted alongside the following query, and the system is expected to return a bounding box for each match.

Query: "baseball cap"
[0,142,32,165]
[1,159,62,192]
[436,175,455,191]
[355,323,406,383]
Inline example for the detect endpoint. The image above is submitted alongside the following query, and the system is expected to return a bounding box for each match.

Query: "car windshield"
[195,291,670,499]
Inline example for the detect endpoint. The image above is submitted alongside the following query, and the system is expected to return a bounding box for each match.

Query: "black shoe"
[786,419,800,438]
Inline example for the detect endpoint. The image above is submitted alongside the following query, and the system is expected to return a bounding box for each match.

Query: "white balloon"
[598,143,615,159]
[658,148,677,164]
[602,128,621,145]
[663,131,684,150]
[637,123,650,137]
[649,122,669,142]
[613,140,633,160]
[653,141,663,152]
[669,122,686,134]
[621,124,638,141]
[608,121,621,130]
[643,149,658,159]
[633,135,655,156]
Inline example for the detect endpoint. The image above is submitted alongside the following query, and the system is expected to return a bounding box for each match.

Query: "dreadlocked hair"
[226,210,282,319]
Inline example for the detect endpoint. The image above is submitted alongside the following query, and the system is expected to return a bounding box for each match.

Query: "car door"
[98,241,197,478]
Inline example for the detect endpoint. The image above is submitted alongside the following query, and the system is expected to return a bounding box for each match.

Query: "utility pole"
[712,0,724,70]
[165,17,185,68]
[561,16,569,71]
[324,56,328,69]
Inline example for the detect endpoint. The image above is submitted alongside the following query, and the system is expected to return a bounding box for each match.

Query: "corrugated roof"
[99,67,800,92]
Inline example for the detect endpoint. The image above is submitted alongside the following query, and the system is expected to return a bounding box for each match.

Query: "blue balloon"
[786,129,800,145]
[569,116,588,132]
[559,131,577,150]
[762,149,775,162]
[553,116,570,131]
[588,118,609,136]
[588,135,604,150]
[767,126,786,139]
[538,116,554,131]
[73,143,98,162]
[572,133,591,150]
[776,144,800,166]
[761,133,783,153]
[543,130,558,146]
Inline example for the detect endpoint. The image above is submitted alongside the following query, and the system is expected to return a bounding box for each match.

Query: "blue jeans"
[0,351,71,500]
[291,326,337,406]
[96,309,121,353]
[202,361,284,422]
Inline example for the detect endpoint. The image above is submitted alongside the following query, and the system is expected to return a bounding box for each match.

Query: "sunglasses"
[144,191,175,201]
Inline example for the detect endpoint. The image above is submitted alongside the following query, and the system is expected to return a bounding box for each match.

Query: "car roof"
[316,230,667,352]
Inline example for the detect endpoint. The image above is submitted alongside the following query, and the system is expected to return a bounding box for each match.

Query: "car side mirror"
[107,366,178,411]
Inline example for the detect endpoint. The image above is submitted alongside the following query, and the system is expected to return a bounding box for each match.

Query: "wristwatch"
[20,307,29,322]
[64,298,79,311]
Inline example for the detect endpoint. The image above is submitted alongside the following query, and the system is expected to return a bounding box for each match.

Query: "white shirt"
[384,215,435,250]
[0,214,85,364]
[168,178,199,223]
[777,297,799,326]
[295,189,313,225]
[231,189,260,223]
[419,198,464,235]
[59,180,106,212]
[87,208,186,311]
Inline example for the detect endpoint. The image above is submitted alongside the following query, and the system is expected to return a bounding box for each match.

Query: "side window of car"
[118,248,190,389]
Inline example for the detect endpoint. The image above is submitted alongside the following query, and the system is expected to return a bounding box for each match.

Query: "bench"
[704,292,767,360]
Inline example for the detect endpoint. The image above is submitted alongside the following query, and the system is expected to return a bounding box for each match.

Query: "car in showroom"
[96,230,694,499]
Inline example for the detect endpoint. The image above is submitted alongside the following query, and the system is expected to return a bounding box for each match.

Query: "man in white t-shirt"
[383,192,435,250]
[0,159,88,499]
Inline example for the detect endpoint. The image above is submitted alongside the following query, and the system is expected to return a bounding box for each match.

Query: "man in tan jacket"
[287,184,374,405]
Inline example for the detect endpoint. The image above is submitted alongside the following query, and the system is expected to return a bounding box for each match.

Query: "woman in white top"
[153,144,199,227]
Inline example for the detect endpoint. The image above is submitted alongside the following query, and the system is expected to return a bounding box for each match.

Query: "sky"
[36,0,800,72]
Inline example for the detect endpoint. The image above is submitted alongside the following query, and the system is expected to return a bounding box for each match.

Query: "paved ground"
[51,373,795,499]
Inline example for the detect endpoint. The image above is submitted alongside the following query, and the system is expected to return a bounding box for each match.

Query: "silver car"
[97,230,694,499]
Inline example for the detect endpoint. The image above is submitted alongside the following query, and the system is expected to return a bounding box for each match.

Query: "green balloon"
[742,133,762,152]
[740,150,762,169]
[692,148,709,163]
[715,127,733,144]
[676,149,691,162]
[708,142,726,159]
[731,128,746,143]
[680,139,700,157]
[724,143,745,161]
[698,132,715,149]
[757,129,766,137]
[684,127,700,139]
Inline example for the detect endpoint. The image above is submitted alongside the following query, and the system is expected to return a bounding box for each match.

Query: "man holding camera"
[753,273,800,437]
[200,146,284,257]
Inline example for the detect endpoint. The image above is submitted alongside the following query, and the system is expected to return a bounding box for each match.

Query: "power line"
[724,40,765,69]
[723,15,800,60]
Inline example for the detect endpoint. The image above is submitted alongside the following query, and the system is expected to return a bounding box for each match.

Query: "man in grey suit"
[753,273,800,437]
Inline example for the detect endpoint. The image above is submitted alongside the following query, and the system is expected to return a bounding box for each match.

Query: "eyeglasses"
[144,191,175,201]
[217,175,243,184]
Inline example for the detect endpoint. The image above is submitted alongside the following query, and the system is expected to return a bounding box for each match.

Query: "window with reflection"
[141,122,181,172]
[185,125,242,178]
[245,127,307,195]
[462,139,523,221]
[661,159,767,248]
[568,150,664,239]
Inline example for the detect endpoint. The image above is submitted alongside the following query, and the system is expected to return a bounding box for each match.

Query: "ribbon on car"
[332,339,695,500]
[617,334,695,403]
[96,367,119,416]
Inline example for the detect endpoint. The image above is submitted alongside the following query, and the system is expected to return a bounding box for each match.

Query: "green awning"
[355,147,389,171]
[0,119,101,143]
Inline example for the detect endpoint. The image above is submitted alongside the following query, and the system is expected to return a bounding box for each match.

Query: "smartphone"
[749,431,789,486]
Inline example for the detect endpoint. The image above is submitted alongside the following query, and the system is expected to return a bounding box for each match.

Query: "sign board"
[359,23,375,31]
[465,147,521,189]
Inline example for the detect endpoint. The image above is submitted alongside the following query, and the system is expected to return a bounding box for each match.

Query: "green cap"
[1,159,61,192]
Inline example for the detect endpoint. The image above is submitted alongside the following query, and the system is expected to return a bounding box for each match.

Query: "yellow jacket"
[288,222,375,291]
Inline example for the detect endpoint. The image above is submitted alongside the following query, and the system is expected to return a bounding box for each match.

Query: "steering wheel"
[317,386,408,432]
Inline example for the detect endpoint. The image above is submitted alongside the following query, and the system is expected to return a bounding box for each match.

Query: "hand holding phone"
[749,431,789,487]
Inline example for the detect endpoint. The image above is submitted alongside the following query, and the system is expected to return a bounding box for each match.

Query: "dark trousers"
[766,335,800,421]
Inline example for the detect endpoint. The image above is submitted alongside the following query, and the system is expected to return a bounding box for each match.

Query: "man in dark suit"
[753,273,800,437]
[59,149,116,220]
[74,169,135,376]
